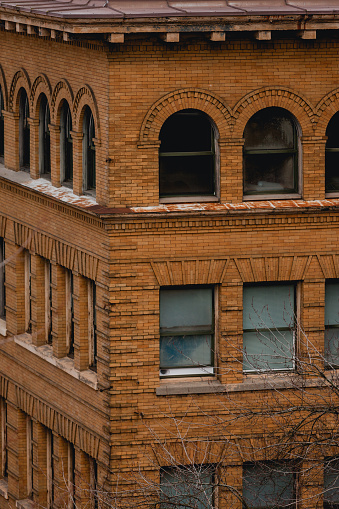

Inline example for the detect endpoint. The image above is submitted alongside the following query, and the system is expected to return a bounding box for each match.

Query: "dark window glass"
[326,112,339,192]
[161,466,214,509]
[159,109,215,198]
[243,107,298,195]
[324,459,339,508]
[19,89,30,171]
[0,239,5,320]
[83,107,96,191]
[0,87,4,160]
[60,102,73,184]
[325,282,339,368]
[39,95,51,176]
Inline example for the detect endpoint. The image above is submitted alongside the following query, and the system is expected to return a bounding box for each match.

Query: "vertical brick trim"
[71,131,84,196]
[51,262,67,358]
[49,123,61,187]
[28,118,39,180]
[30,253,46,346]
[219,138,244,203]
[74,448,90,509]
[34,422,48,508]
[73,273,89,371]
[7,405,28,500]
[3,111,19,171]
[5,242,25,336]
[52,434,69,508]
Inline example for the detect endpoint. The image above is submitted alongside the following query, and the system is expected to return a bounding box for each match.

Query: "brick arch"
[9,68,31,112]
[73,85,100,140]
[139,88,232,144]
[314,88,339,137]
[51,79,74,124]
[30,74,52,118]
[232,87,315,137]
[0,65,8,111]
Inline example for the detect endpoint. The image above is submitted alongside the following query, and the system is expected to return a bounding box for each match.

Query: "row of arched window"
[0,86,96,194]
[159,106,339,200]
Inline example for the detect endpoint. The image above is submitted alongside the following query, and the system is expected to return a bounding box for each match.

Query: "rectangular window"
[0,238,5,322]
[324,458,339,509]
[46,430,54,509]
[88,280,97,370]
[26,416,33,498]
[161,466,214,509]
[45,260,52,344]
[65,270,74,357]
[160,287,214,378]
[243,284,295,372]
[242,462,295,508]
[24,251,32,333]
[0,399,7,479]
[325,282,339,368]
[89,457,98,509]
[67,442,75,509]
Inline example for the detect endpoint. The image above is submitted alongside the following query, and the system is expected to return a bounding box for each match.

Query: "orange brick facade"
[0,15,338,508]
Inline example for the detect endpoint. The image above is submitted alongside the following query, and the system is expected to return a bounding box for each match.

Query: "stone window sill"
[243,193,302,201]
[160,196,219,204]
[0,319,6,337]
[16,499,34,509]
[0,479,8,499]
[14,333,98,390]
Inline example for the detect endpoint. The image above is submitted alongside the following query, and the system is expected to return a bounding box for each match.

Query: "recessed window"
[159,109,217,200]
[325,281,339,368]
[0,86,4,162]
[243,462,295,508]
[243,107,299,196]
[0,239,5,322]
[161,466,214,509]
[39,94,51,177]
[65,269,74,358]
[324,458,339,509]
[325,112,339,193]
[19,88,30,171]
[60,101,73,186]
[83,106,96,193]
[159,287,214,378]
[243,284,295,372]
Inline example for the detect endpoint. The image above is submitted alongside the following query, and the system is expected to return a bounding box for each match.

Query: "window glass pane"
[243,463,294,508]
[325,152,339,192]
[160,109,212,153]
[243,153,295,194]
[159,154,214,197]
[160,334,212,369]
[243,285,295,330]
[160,288,213,329]
[244,107,295,151]
[243,330,294,371]
[325,459,339,504]
[325,283,339,325]
[161,468,213,509]
[325,328,339,367]
[326,112,339,149]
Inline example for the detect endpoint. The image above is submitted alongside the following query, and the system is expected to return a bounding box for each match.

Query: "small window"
[39,94,51,177]
[242,462,295,508]
[161,466,214,509]
[0,238,5,322]
[65,269,74,358]
[0,399,7,479]
[88,280,97,370]
[326,112,339,193]
[243,107,299,196]
[19,89,30,171]
[83,107,96,193]
[159,109,217,200]
[160,287,214,378]
[0,86,4,161]
[60,101,73,185]
[46,429,54,509]
[325,281,339,368]
[45,260,52,344]
[243,284,295,372]
[24,251,32,333]
[26,415,33,498]
[324,458,339,509]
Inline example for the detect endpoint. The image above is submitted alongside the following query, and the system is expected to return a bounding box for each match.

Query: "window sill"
[0,479,8,500]
[160,196,219,204]
[243,193,301,201]
[156,378,224,395]
[14,333,98,390]
[16,499,34,509]
[0,319,6,337]
[326,192,339,198]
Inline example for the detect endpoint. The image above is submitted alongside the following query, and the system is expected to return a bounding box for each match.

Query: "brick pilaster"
[3,111,19,171]
[30,253,46,346]
[51,263,67,358]
[73,273,89,371]
[49,123,61,188]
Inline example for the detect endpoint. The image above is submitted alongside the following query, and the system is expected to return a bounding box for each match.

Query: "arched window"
[39,94,51,176]
[159,109,217,200]
[0,87,4,161]
[325,111,339,193]
[243,107,299,196]
[19,88,30,171]
[60,101,73,185]
[82,106,95,192]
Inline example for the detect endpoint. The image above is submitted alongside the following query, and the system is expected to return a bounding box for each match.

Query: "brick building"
[0,0,339,507]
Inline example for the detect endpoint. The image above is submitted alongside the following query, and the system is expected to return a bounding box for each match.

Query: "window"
[243,284,295,372]
[0,238,5,323]
[83,107,96,193]
[0,399,7,479]
[39,94,51,177]
[161,466,214,509]
[159,287,214,378]
[45,260,52,344]
[60,101,73,185]
[0,86,4,162]
[26,416,33,498]
[89,457,98,509]
[67,442,75,509]
[159,109,217,200]
[88,280,97,370]
[243,107,299,197]
[325,112,339,193]
[65,269,74,357]
[242,462,295,509]
[19,88,30,171]
[324,458,339,509]
[24,251,31,333]
[325,281,339,368]
[46,429,54,509]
